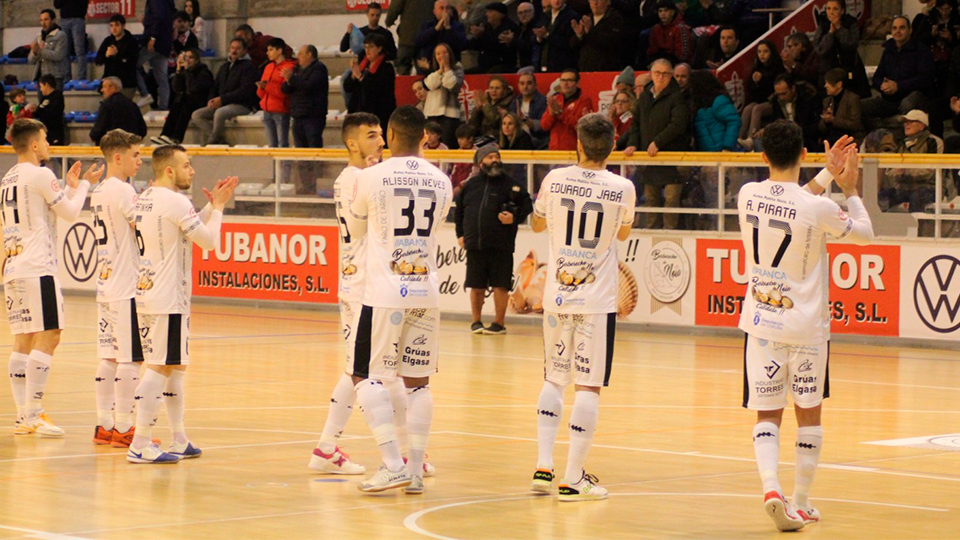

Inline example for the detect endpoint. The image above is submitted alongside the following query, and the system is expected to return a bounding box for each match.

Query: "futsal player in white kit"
[3,119,104,437]
[90,130,148,448]
[529,114,635,501]
[127,145,237,464]
[342,106,452,494]
[738,122,873,530]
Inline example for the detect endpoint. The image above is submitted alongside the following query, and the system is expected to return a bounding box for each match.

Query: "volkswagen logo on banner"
[914,255,960,334]
[63,223,97,282]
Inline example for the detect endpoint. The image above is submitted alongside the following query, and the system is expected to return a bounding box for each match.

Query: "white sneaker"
[558,472,608,502]
[20,412,65,437]
[136,95,154,107]
[127,443,181,464]
[764,491,806,531]
[309,447,365,475]
[403,456,435,477]
[796,505,821,525]
[13,417,32,435]
[168,441,203,459]
[357,465,411,492]
[403,475,424,495]
[531,468,554,493]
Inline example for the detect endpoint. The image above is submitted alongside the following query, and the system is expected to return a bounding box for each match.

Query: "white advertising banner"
[899,245,960,341]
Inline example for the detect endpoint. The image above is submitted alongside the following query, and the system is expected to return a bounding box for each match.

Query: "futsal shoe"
[168,441,203,459]
[93,425,114,445]
[763,491,806,531]
[796,506,821,525]
[357,465,411,493]
[403,475,424,495]
[13,418,31,435]
[19,412,65,437]
[309,447,365,474]
[402,456,435,477]
[111,427,160,448]
[558,472,608,502]
[126,443,180,464]
[531,468,554,493]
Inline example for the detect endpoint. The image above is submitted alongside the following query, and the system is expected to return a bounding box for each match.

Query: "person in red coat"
[647,0,693,65]
[257,37,297,147]
[541,69,594,150]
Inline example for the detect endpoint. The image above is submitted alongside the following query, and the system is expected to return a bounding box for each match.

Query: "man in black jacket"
[454,144,533,335]
[466,3,520,73]
[89,77,147,144]
[152,48,213,144]
[535,0,579,72]
[55,0,89,80]
[281,45,329,148]
[95,15,139,99]
[190,38,258,145]
[763,74,820,151]
[572,0,625,72]
[32,74,66,145]
[861,16,935,129]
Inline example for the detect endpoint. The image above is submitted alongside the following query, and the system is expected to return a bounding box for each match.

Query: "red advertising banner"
[193,223,340,304]
[346,0,390,11]
[87,0,135,19]
[695,238,901,336]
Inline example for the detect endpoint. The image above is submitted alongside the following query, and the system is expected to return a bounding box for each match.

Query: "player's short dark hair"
[824,68,847,85]
[9,119,47,153]
[100,129,142,157]
[576,113,615,162]
[40,8,56,19]
[456,123,477,140]
[266,37,286,51]
[109,14,126,25]
[341,112,382,145]
[424,121,443,136]
[151,144,188,176]
[761,120,804,170]
[367,2,382,10]
[38,74,57,88]
[175,10,191,22]
[388,106,426,149]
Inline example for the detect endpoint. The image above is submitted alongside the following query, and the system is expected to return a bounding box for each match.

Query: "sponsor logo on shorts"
[764,360,781,379]
[556,340,566,356]
[548,315,557,328]
[798,359,813,373]
[5,296,11,311]
[390,311,403,325]
[99,318,109,332]
[792,374,818,396]
[413,334,428,345]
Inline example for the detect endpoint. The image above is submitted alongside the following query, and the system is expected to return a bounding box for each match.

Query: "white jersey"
[347,156,452,308]
[1,162,89,282]
[534,165,636,314]
[90,177,139,302]
[334,166,366,303]
[737,180,873,345]
[134,186,222,314]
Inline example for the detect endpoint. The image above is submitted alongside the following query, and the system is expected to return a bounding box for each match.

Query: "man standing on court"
[530,113,636,501]
[343,106,452,494]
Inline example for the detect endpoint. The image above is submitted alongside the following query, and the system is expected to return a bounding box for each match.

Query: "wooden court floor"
[0,296,958,539]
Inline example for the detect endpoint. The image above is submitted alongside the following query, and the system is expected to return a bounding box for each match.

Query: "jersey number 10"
[561,198,604,249]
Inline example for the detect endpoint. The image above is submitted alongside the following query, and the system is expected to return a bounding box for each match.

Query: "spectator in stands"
[881,110,944,211]
[7,90,34,139]
[413,80,428,111]
[54,0,88,81]
[415,0,468,67]
[236,24,290,69]
[95,15,139,99]
[681,0,742,28]
[673,63,691,93]
[137,0,176,109]
[191,38,258,145]
[862,16,935,130]
[343,34,397,138]
[0,92,8,141]
[739,39,783,144]
[152,48,213,145]
[90,77,147,144]
[256,38,296,148]
[32,75,65,145]
[28,9,70,91]
[634,0,661,68]
[280,45,329,149]
[515,2,542,69]
[341,3,398,62]
[511,72,548,148]
[449,123,479,195]
[689,70,740,151]
[172,11,199,65]
[387,0,436,74]
[950,45,960,146]
[647,1,694,66]
[459,0,488,28]
[471,76,515,140]
[499,113,534,149]
[614,66,635,93]
[749,74,819,151]
[693,25,740,69]
[819,67,864,145]
[781,32,820,88]
[455,144,532,335]
[571,0,624,73]
[609,89,635,145]
[813,0,869,97]
[541,68,594,150]
[535,0,580,72]
[423,121,450,150]
[622,59,689,229]
[184,0,206,49]
[466,3,520,73]
[633,71,652,98]
[423,42,464,148]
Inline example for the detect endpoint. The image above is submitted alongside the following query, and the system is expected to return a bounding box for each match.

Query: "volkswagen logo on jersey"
[583,171,596,179]
[555,294,563,306]
[406,159,419,170]
[914,255,960,334]
[63,223,97,282]
[400,284,409,298]
[770,185,785,196]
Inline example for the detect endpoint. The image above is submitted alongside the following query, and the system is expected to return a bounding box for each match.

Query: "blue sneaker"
[168,441,202,459]
[127,443,180,464]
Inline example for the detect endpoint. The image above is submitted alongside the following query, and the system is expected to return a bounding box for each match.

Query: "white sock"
[163,370,188,445]
[753,422,781,494]
[564,391,599,483]
[318,373,357,454]
[95,360,117,429]
[114,363,140,432]
[793,426,824,508]
[405,384,433,479]
[536,380,564,470]
[386,378,409,454]
[131,369,167,450]
[25,351,53,417]
[354,379,404,471]
[8,352,28,417]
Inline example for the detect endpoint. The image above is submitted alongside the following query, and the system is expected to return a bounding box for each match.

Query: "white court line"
[0,524,87,540]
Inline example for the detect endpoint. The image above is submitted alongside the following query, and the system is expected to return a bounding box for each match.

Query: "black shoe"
[483,322,507,335]
[470,321,485,334]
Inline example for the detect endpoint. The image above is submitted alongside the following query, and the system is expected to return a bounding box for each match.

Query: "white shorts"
[97,299,144,362]
[542,311,616,388]
[138,313,190,366]
[346,305,439,380]
[4,276,64,335]
[742,334,830,411]
[339,300,360,341]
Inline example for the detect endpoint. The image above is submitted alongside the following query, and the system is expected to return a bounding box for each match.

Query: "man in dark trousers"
[572,0,624,72]
[89,77,147,144]
[137,0,176,109]
[32,74,66,145]
[386,0,435,74]
[95,14,139,99]
[190,38,259,145]
[455,144,533,335]
[281,45,329,148]
[152,48,213,145]
[54,0,89,80]
[536,0,579,72]
[465,3,520,73]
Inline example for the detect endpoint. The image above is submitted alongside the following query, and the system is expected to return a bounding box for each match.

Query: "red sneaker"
[93,425,114,445]
[763,491,805,531]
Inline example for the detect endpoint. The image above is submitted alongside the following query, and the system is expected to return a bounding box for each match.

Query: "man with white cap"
[880,109,945,212]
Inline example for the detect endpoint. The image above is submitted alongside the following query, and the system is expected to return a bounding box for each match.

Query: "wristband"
[813,169,834,189]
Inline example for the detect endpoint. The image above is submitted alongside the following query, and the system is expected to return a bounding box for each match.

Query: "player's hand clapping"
[834,145,860,198]
[204,176,239,211]
[66,161,105,189]
[824,135,855,178]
